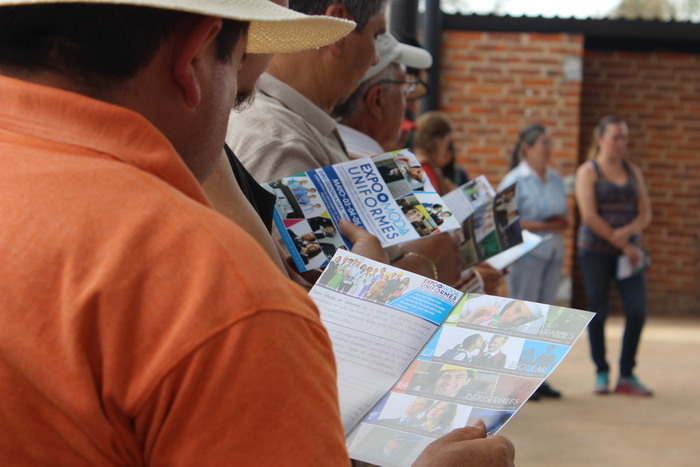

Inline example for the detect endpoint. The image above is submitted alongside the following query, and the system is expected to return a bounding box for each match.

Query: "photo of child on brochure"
[426,327,524,371]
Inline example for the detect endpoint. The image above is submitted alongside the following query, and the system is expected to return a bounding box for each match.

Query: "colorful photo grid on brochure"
[347,293,593,467]
[442,176,524,268]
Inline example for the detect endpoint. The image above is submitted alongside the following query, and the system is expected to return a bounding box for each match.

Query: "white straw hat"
[362,32,432,82]
[0,0,356,53]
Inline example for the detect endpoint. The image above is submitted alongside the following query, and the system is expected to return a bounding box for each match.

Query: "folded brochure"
[442,175,525,268]
[263,150,461,272]
[311,250,594,467]
[486,230,551,271]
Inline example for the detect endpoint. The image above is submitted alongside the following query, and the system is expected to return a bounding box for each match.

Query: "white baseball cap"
[362,32,432,82]
[0,0,356,53]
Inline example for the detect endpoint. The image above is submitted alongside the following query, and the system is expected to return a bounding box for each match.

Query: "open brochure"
[486,230,552,271]
[263,150,461,272]
[310,250,594,467]
[442,175,496,220]
[442,176,524,268]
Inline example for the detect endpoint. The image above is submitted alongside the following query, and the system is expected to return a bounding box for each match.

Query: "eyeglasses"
[370,79,417,98]
[365,77,431,100]
[405,76,430,100]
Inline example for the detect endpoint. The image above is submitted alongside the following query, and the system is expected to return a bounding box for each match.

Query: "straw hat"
[0,0,356,53]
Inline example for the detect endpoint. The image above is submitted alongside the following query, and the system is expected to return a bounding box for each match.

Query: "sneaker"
[615,375,653,396]
[594,371,609,395]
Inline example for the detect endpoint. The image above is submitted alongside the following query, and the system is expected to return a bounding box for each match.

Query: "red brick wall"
[439,31,584,292]
[438,31,700,316]
[578,50,700,316]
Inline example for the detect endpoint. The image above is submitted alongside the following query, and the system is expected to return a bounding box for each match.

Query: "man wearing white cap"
[0,1,515,465]
[335,32,432,158]
[332,33,506,295]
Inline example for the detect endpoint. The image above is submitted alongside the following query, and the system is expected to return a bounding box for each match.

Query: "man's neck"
[343,113,385,149]
[0,69,114,103]
[267,53,338,114]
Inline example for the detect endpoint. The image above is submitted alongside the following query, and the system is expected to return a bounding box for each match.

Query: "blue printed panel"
[389,290,456,325]
[419,328,444,358]
[310,166,366,230]
[272,209,306,271]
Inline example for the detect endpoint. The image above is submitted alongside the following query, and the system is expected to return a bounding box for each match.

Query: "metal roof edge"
[441,13,700,52]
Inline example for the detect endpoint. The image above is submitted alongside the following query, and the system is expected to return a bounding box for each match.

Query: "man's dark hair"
[0,4,246,90]
[289,0,386,30]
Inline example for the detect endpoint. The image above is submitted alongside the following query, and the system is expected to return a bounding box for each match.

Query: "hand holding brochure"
[264,150,461,272]
[617,244,650,279]
[311,250,594,467]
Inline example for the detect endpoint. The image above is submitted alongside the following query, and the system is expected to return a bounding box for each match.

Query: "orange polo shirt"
[0,75,349,466]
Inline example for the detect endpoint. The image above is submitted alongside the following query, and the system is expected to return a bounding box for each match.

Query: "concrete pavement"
[500,316,700,466]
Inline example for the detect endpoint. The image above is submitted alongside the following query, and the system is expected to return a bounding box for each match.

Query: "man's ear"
[325,3,354,56]
[364,84,384,121]
[172,17,223,108]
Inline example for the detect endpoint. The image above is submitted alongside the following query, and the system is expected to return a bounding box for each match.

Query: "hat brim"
[1,0,356,54]
[397,42,432,70]
[362,33,432,82]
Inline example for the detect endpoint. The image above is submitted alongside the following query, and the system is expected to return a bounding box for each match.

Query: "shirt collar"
[257,73,339,138]
[518,160,553,182]
[0,74,209,205]
[336,123,384,159]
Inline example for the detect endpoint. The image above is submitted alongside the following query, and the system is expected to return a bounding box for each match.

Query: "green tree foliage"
[611,0,700,20]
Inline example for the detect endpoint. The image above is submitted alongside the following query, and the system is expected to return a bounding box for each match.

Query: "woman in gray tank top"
[575,115,653,396]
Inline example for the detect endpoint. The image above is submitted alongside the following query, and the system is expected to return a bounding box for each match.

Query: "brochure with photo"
[310,250,594,467]
[444,178,524,268]
[441,175,496,221]
[263,150,461,272]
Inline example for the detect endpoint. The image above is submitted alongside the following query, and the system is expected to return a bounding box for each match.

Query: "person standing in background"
[499,124,568,400]
[413,111,458,195]
[442,141,470,188]
[575,115,653,396]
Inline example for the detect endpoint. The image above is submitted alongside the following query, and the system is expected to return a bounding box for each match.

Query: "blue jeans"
[579,250,647,378]
[508,254,563,304]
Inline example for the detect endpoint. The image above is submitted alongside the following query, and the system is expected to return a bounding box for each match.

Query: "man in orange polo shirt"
[0,1,514,465]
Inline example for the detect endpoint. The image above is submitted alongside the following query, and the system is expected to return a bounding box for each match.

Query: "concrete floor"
[500,316,700,466]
